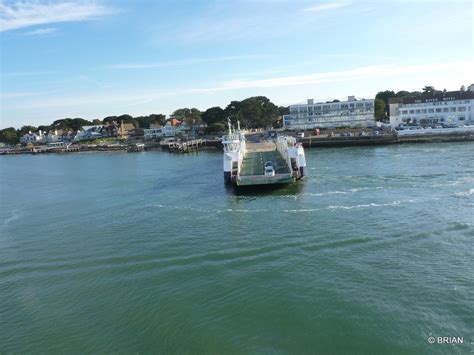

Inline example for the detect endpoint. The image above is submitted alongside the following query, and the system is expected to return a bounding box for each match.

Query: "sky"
[0,0,473,129]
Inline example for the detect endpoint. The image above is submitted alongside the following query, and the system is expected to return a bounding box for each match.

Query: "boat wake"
[284,200,414,213]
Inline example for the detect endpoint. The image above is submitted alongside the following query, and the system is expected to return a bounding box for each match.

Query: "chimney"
[307,99,314,105]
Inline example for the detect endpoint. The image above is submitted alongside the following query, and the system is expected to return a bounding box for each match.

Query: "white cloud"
[303,2,350,12]
[106,55,264,70]
[0,92,40,99]
[5,60,472,107]
[25,27,57,35]
[193,61,473,92]
[0,1,114,32]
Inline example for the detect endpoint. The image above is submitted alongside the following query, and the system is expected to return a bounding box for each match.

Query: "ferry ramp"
[238,146,293,186]
[240,150,290,176]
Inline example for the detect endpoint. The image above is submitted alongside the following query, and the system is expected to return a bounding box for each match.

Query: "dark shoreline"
[299,131,474,148]
[1,132,473,155]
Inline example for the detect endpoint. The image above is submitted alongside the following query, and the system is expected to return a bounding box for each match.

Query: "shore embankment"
[299,128,474,148]
[1,128,473,155]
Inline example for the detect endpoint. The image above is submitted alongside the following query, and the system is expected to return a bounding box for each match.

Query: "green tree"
[139,114,166,128]
[395,90,411,98]
[171,108,202,126]
[242,96,279,128]
[103,116,118,124]
[0,127,19,144]
[115,114,138,128]
[223,101,244,125]
[224,97,279,128]
[422,86,435,94]
[202,107,225,125]
[278,106,289,116]
[18,125,38,136]
[205,122,226,134]
[374,98,386,121]
[52,118,92,131]
[375,90,395,119]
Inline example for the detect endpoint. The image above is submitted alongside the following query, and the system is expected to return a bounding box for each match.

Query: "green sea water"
[0,143,472,354]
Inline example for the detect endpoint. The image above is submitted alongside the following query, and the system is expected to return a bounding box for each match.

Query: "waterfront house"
[143,125,163,140]
[283,96,375,130]
[20,131,41,144]
[74,125,103,141]
[389,86,474,127]
[20,129,62,145]
[101,122,119,137]
[128,128,144,142]
[190,118,207,135]
[118,121,136,139]
[160,119,190,137]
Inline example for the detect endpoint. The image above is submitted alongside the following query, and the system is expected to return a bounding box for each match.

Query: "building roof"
[167,119,182,127]
[388,90,474,105]
[82,125,103,131]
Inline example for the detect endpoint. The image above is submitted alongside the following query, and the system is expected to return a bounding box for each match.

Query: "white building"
[20,130,62,144]
[143,127,163,140]
[389,86,474,127]
[283,96,375,130]
[74,125,103,141]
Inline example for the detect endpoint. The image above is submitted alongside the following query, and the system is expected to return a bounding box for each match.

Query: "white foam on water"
[284,200,412,213]
[1,209,21,229]
[305,186,383,197]
[453,188,474,197]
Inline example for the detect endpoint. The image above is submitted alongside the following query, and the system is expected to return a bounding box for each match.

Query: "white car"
[265,166,275,178]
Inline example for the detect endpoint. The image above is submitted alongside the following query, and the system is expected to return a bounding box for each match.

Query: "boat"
[222,120,306,187]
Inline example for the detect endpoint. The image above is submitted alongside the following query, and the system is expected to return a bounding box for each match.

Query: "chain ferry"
[222,120,306,187]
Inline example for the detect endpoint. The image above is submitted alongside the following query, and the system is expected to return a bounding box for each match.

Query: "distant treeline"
[0,87,455,144]
[0,96,289,145]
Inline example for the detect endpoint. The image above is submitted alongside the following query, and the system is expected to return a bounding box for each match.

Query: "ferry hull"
[236,174,295,187]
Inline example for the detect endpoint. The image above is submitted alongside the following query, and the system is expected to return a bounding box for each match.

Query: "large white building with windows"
[283,96,375,130]
[388,86,474,127]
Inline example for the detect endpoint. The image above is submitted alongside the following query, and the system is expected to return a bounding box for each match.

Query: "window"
[409,110,414,114]
[450,107,456,112]
[443,108,449,112]
[436,108,442,113]
[415,109,420,114]
[428,109,434,113]
[402,110,408,114]
[459,116,465,121]
[458,107,466,112]
[422,109,427,113]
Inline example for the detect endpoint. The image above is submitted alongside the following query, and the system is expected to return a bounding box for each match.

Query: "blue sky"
[1,0,473,128]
